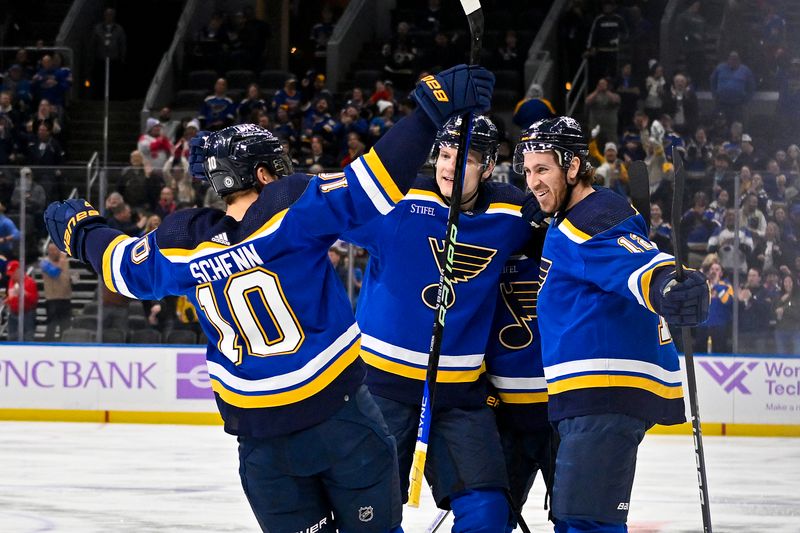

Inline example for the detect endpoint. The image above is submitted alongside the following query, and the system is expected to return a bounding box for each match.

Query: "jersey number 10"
[196,268,305,364]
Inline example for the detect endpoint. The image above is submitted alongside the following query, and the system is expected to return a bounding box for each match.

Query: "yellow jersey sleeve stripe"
[160,209,287,260]
[641,259,675,312]
[210,340,361,408]
[559,219,592,243]
[497,391,549,404]
[487,202,522,212]
[360,348,485,383]
[101,234,131,293]
[547,374,684,399]
[363,148,404,204]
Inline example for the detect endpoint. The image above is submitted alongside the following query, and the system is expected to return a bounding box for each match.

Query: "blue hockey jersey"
[82,110,439,437]
[346,177,533,408]
[538,187,686,425]
[485,251,549,431]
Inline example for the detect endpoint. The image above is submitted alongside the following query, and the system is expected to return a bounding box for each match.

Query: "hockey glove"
[412,64,495,128]
[522,192,548,228]
[44,199,106,264]
[188,130,212,179]
[657,270,710,327]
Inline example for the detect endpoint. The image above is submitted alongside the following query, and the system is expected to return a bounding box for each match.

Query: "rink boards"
[1,343,799,436]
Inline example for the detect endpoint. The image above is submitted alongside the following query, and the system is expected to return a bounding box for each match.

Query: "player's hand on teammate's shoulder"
[521,192,548,228]
[188,130,212,179]
[659,269,710,327]
[412,64,495,128]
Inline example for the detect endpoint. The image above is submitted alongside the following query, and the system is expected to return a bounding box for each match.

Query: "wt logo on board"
[699,360,759,394]
[176,353,213,399]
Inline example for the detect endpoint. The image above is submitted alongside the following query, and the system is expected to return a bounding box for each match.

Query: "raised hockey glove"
[521,192,548,228]
[44,199,106,263]
[657,270,710,327]
[189,130,212,179]
[412,64,495,128]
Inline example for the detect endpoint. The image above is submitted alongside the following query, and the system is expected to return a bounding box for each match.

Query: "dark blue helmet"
[513,116,589,175]
[203,124,294,196]
[431,114,499,168]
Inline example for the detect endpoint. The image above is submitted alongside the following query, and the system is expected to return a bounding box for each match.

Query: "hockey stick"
[408,0,484,508]
[670,151,713,532]
[424,509,450,533]
[628,161,650,231]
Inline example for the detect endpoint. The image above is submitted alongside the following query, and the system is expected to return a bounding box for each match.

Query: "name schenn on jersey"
[188,243,264,283]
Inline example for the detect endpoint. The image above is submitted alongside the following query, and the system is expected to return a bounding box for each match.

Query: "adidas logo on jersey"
[211,232,230,245]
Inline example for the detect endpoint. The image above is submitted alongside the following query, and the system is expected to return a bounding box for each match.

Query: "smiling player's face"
[523,151,568,214]
[435,145,488,204]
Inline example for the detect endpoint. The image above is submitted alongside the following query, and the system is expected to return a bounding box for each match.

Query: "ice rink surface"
[0,422,798,532]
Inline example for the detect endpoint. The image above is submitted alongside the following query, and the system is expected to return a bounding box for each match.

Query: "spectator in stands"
[643,62,666,120]
[368,100,396,143]
[708,208,754,277]
[708,189,730,227]
[681,191,719,267]
[271,76,302,115]
[737,267,773,354]
[39,242,71,341]
[773,274,800,354]
[309,6,335,72]
[769,174,791,214]
[685,126,714,173]
[595,142,628,195]
[101,284,130,331]
[615,63,640,134]
[773,206,797,246]
[193,12,228,73]
[333,103,368,152]
[741,193,767,239]
[649,202,672,253]
[300,71,334,109]
[734,134,763,170]
[155,186,177,220]
[662,73,697,136]
[162,155,196,207]
[749,172,770,214]
[0,102,19,165]
[626,5,655,78]
[225,11,259,70]
[426,31,459,73]
[136,118,172,177]
[302,97,336,143]
[694,259,733,353]
[141,214,161,236]
[339,132,366,168]
[5,259,38,341]
[494,30,524,73]
[198,78,236,131]
[300,135,335,169]
[710,51,756,124]
[107,203,140,237]
[26,122,65,200]
[10,167,46,233]
[675,1,706,88]
[707,153,734,197]
[368,79,394,107]
[90,7,127,99]
[32,55,70,113]
[584,0,628,85]
[273,106,298,145]
[238,83,267,124]
[0,91,24,132]
[28,99,62,139]
[173,118,199,159]
[753,221,787,274]
[382,21,419,88]
[785,144,800,174]
[118,150,158,212]
[0,201,20,259]
[584,77,620,148]
[103,191,124,217]
[417,0,449,33]
[1,64,33,114]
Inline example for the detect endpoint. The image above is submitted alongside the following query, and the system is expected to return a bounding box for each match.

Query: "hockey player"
[344,114,549,532]
[514,116,710,533]
[43,64,495,533]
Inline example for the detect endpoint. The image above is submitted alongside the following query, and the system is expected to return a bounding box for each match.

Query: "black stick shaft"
[671,151,713,532]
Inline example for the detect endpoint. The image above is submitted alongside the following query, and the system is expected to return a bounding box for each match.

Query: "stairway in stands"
[65,99,143,164]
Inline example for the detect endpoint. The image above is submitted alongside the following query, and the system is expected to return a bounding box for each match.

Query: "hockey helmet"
[203,124,294,196]
[512,116,590,175]
[430,114,499,168]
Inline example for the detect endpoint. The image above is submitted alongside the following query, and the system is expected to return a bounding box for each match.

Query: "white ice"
[0,422,798,532]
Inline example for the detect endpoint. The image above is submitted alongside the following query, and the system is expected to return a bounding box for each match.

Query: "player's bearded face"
[523,151,567,214]
[435,146,486,204]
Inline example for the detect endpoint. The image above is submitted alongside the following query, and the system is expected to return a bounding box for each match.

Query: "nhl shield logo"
[358,506,374,522]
